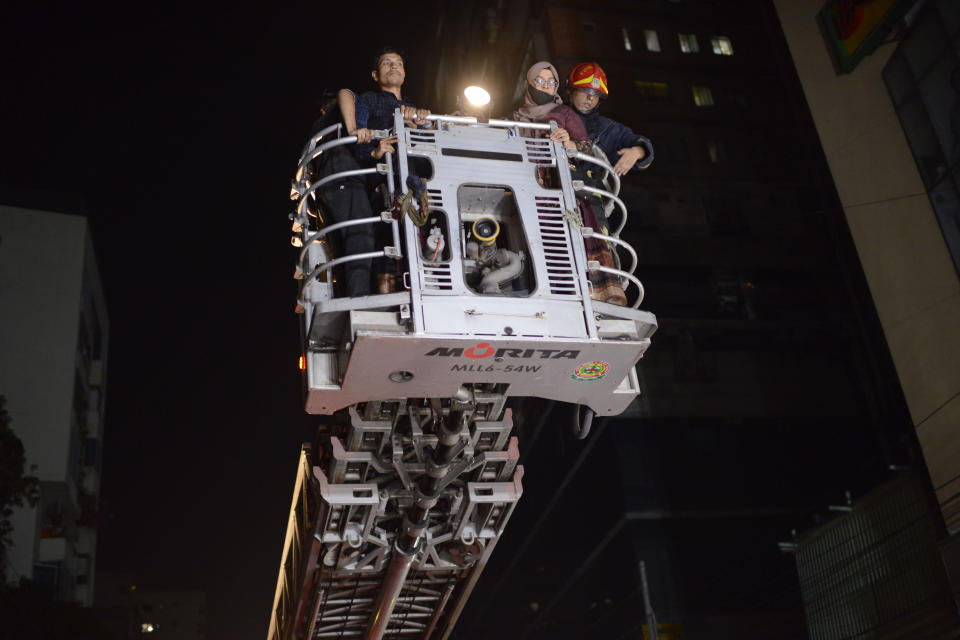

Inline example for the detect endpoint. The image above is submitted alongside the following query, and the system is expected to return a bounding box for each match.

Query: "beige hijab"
[511,61,563,122]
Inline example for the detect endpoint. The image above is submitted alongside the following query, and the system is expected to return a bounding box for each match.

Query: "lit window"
[692,86,714,107]
[141,623,159,633]
[711,36,734,55]
[622,28,633,51]
[678,33,699,53]
[634,80,670,102]
[644,29,661,52]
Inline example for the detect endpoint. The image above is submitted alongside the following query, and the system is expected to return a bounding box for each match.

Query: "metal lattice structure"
[795,474,960,639]
[268,403,522,640]
[269,111,658,640]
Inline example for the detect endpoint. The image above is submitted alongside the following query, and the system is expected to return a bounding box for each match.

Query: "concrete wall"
[0,205,106,604]
[0,206,86,481]
[773,1,960,534]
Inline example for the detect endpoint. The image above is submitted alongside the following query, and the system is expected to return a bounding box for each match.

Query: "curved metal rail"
[568,150,621,198]
[295,167,382,219]
[297,123,342,165]
[295,135,360,182]
[581,227,638,281]
[586,262,645,308]
[298,250,391,304]
[573,182,629,237]
[297,215,387,267]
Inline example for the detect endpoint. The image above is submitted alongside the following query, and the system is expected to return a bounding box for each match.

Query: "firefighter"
[567,62,654,175]
[511,61,627,305]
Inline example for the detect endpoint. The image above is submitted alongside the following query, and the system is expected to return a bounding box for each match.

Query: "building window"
[692,86,714,106]
[644,29,661,52]
[634,81,671,103]
[678,33,699,53]
[707,140,727,163]
[622,28,633,51]
[711,36,734,55]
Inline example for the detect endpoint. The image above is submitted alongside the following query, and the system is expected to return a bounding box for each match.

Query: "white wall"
[0,205,105,601]
[0,206,86,480]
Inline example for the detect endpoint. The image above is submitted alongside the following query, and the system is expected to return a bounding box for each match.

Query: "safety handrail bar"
[593,147,618,199]
[297,123,342,165]
[424,114,554,131]
[295,167,382,219]
[581,228,638,281]
[295,135,358,182]
[294,130,394,183]
[298,250,391,304]
[567,150,620,198]
[586,263,645,309]
[572,182,628,237]
[297,215,389,266]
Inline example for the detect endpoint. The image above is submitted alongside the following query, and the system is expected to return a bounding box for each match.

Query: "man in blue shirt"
[567,61,654,176]
[341,48,431,166]
[338,47,432,292]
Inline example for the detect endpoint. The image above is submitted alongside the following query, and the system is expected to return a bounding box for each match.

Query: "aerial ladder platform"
[267,109,657,640]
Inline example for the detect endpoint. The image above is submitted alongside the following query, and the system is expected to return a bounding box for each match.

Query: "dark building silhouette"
[424,1,950,638]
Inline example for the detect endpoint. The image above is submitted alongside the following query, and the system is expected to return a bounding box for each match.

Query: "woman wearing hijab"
[511,61,591,152]
[510,61,627,306]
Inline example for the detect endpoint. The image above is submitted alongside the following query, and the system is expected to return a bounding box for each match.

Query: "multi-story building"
[775,0,960,622]
[425,1,948,637]
[0,204,109,606]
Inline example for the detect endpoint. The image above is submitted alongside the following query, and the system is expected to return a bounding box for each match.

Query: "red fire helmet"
[569,62,609,97]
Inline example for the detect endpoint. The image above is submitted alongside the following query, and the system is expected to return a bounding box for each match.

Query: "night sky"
[2,3,932,638]
[1,3,439,638]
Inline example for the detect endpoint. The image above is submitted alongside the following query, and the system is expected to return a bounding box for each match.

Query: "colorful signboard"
[819,0,917,73]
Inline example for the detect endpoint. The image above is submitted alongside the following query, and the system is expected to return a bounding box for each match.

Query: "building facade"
[774,0,960,613]
[0,204,109,606]
[426,1,944,637]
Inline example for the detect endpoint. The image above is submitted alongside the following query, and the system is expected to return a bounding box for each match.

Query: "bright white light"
[141,623,157,633]
[463,86,491,107]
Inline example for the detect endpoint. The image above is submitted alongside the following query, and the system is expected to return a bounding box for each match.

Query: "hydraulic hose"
[479,250,523,293]
[571,404,595,440]
[365,410,466,640]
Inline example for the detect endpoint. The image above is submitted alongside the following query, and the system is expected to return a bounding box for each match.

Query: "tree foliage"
[0,395,40,574]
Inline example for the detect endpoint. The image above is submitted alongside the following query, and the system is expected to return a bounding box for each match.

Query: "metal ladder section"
[266,397,523,640]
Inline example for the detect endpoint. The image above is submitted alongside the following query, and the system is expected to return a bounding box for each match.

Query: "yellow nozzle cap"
[472,216,500,246]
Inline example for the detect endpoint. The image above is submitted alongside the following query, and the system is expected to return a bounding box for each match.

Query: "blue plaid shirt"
[353,89,416,165]
[578,111,654,171]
